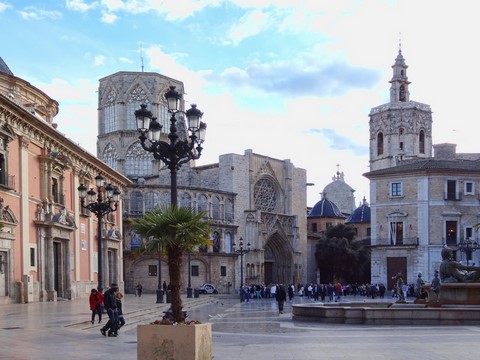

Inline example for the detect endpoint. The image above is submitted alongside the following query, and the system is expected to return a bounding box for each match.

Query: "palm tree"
[131,205,212,323]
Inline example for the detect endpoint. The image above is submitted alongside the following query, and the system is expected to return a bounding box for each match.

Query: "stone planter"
[137,323,212,360]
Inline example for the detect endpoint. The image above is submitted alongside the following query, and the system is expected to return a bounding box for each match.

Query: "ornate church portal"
[263,233,294,285]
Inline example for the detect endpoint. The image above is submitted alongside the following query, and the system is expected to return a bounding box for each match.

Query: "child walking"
[116,292,126,331]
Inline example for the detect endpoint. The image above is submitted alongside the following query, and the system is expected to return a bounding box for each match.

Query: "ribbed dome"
[345,198,370,223]
[308,193,345,219]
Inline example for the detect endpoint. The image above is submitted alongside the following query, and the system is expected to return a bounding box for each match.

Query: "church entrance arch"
[264,233,293,285]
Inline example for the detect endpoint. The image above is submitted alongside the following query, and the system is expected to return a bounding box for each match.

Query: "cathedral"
[96,71,308,293]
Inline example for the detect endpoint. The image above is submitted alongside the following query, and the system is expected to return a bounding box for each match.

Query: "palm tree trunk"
[167,245,184,322]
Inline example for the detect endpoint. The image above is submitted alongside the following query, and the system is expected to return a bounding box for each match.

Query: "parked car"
[199,283,218,294]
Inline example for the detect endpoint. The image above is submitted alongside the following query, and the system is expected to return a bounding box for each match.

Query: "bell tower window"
[377,133,384,156]
[419,130,425,154]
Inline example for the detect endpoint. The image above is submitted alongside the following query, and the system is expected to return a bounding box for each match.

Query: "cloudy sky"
[1,1,478,207]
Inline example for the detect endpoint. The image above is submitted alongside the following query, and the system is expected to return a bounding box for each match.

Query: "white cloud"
[94,55,106,66]
[17,8,62,20]
[224,10,271,46]
[101,11,117,23]
[0,2,11,13]
[65,0,99,12]
[119,57,134,64]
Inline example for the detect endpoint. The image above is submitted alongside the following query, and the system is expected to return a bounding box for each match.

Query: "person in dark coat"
[275,284,287,314]
[100,283,119,337]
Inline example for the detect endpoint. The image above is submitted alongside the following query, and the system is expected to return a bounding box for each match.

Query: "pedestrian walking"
[116,292,125,331]
[275,284,287,314]
[136,283,143,297]
[89,288,103,324]
[100,283,119,337]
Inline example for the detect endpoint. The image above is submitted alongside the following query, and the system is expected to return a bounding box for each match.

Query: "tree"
[131,205,212,323]
[315,223,370,284]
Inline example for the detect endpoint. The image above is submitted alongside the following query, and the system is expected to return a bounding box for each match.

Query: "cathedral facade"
[97,71,308,293]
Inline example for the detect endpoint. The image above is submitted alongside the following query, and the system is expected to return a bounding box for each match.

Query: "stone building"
[96,71,308,293]
[0,57,129,304]
[364,49,480,290]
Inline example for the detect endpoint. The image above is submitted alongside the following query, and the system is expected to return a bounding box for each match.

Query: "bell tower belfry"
[369,49,433,171]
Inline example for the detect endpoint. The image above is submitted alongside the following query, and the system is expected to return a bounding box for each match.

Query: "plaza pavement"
[1,293,480,359]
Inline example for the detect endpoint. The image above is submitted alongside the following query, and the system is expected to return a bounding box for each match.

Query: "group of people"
[89,283,126,337]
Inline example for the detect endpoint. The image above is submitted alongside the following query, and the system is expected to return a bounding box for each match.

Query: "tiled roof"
[0,57,13,76]
[345,202,370,223]
[308,197,345,219]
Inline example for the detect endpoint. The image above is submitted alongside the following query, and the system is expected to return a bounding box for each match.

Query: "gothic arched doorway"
[264,233,293,285]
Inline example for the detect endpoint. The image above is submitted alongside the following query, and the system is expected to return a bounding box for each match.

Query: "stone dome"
[322,168,356,215]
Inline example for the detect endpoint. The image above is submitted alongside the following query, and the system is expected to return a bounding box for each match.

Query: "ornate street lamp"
[135,86,206,299]
[232,238,251,288]
[458,239,480,266]
[78,175,120,292]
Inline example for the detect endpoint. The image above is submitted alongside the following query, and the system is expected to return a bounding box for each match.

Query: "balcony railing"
[371,237,419,247]
[444,192,462,201]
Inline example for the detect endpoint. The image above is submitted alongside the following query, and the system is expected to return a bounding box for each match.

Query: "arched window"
[127,85,149,130]
[102,88,118,134]
[212,231,220,253]
[212,196,221,219]
[102,143,117,170]
[130,191,143,215]
[399,85,406,102]
[224,232,232,253]
[125,142,152,177]
[197,194,208,216]
[180,192,192,209]
[225,198,234,221]
[419,130,425,154]
[377,132,384,156]
[145,192,158,212]
[159,192,170,206]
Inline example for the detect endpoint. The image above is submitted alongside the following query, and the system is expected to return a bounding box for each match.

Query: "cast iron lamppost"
[458,239,480,266]
[135,86,206,299]
[232,238,251,288]
[78,175,120,293]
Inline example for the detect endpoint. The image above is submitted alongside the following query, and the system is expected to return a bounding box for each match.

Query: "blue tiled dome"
[308,193,345,219]
[345,198,370,223]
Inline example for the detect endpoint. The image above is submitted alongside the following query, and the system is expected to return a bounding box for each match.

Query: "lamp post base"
[187,287,193,298]
[156,289,164,303]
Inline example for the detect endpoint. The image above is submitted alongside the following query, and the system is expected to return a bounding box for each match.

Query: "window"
[445,180,459,200]
[391,182,403,197]
[465,227,473,240]
[102,143,118,171]
[366,227,371,236]
[377,133,384,155]
[221,266,227,277]
[191,265,199,277]
[446,221,457,246]
[125,143,152,177]
[419,130,425,154]
[30,248,35,267]
[390,222,403,245]
[465,181,475,195]
[148,265,157,276]
[312,223,318,233]
[212,231,220,253]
